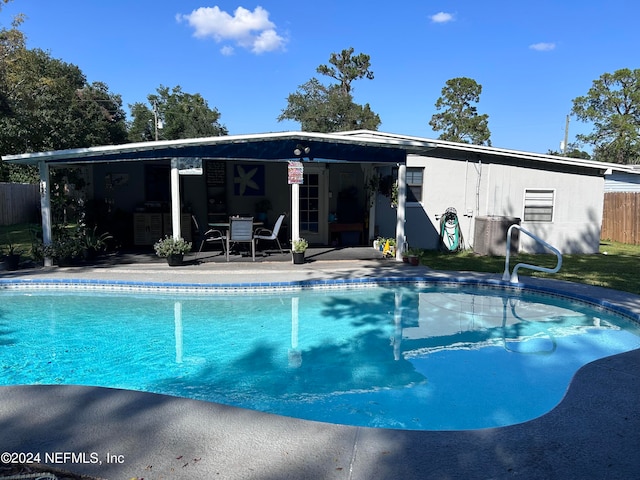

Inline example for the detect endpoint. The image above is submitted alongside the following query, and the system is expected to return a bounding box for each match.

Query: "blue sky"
[3,0,638,154]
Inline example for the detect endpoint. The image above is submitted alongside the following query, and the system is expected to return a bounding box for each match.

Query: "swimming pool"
[1,280,639,431]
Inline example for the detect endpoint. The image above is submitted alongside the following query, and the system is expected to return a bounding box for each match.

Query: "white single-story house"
[3,129,637,262]
[359,131,640,255]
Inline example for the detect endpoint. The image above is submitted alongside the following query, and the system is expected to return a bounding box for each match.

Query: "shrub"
[153,236,192,257]
[292,238,308,253]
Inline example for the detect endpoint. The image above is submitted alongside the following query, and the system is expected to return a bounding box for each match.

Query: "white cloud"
[220,45,235,56]
[530,42,556,51]
[430,12,454,23]
[252,29,284,54]
[177,6,287,54]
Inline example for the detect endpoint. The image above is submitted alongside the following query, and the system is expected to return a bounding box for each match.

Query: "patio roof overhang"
[1,130,436,265]
[1,131,437,166]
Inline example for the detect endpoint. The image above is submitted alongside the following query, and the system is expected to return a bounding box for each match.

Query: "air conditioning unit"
[473,216,520,256]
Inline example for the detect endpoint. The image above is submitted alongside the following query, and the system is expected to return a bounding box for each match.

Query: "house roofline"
[3,128,638,176]
[1,130,437,165]
[339,130,640,176]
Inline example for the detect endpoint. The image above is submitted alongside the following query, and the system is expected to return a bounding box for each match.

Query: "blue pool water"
[1,284,639,430]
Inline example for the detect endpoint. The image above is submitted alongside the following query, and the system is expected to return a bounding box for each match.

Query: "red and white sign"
[288,161,304,185]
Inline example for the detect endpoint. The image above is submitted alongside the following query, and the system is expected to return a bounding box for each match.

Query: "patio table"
[208,221,264,229]
[208,220,264,258]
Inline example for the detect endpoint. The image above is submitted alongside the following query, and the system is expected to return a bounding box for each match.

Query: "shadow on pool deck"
[1,258,639,479]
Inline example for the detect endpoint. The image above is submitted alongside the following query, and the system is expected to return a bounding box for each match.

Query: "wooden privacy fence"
[0,182,40,226]
[601,192,640,245]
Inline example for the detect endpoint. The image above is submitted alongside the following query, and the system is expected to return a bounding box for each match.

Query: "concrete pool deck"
[1,255,639,479]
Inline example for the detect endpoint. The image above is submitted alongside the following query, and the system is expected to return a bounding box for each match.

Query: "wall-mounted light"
[293,144,312,160]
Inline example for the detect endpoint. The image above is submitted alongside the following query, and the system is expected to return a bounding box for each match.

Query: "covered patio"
[2,131,436,265]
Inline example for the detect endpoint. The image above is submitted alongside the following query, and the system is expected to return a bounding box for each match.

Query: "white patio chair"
[254,213,286,254]
[226,216,255,262]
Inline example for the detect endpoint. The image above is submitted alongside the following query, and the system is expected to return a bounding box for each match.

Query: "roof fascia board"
[2,131,434,165]
[4,128,636,176]
[341,129,640,176]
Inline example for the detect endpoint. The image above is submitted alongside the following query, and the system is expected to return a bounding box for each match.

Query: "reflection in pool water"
[1,284,639,430]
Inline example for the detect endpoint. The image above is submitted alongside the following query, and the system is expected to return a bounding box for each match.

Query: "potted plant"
[42,231,85,266]
[154,235,192,266]
[2,236,21,271]
[82,226,113,262]
[407,247,422,266]
[291,238,308,264]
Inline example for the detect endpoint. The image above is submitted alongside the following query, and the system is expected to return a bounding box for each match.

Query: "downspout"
[471,156,482,246]
[395,163,407,260]
[484,162,491,215]
[475,156,482,215]
[38,161,53,267]
[170,158,181,239]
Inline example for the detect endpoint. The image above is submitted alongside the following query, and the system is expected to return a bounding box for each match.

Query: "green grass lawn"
[0,222,40,256]
[422,240,640,295]
[2,223,640,296]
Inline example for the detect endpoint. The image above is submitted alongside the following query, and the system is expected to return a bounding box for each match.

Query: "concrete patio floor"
[1,253,639,479]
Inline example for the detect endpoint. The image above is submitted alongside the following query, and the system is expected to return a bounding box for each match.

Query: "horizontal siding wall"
[604,172,640,192]
[0,183,40,226]
[601,192,640,245]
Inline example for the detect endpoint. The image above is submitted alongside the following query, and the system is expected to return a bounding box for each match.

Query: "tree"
[429,77,491,146]
[547,147,591,159]
[128,85,227,142]
[278,47,381,132]
[316,47,374,96]
[72,81,128,147]
[0,1,25,116]
[0,2,31,181]
[571,68,640,164]
[0,47,127,154]
[1,5,127,181]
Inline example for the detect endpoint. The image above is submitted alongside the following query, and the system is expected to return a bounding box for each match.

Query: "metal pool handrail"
[502,224,562,283]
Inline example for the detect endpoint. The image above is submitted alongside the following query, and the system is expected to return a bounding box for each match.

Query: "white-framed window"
[406,167,424,203]
[523,189,555,222]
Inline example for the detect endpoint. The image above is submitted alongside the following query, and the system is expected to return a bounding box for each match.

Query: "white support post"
[38,161,53,267]
[395,163,407,261]
[291,182,300,245]
[170,158,181,239]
